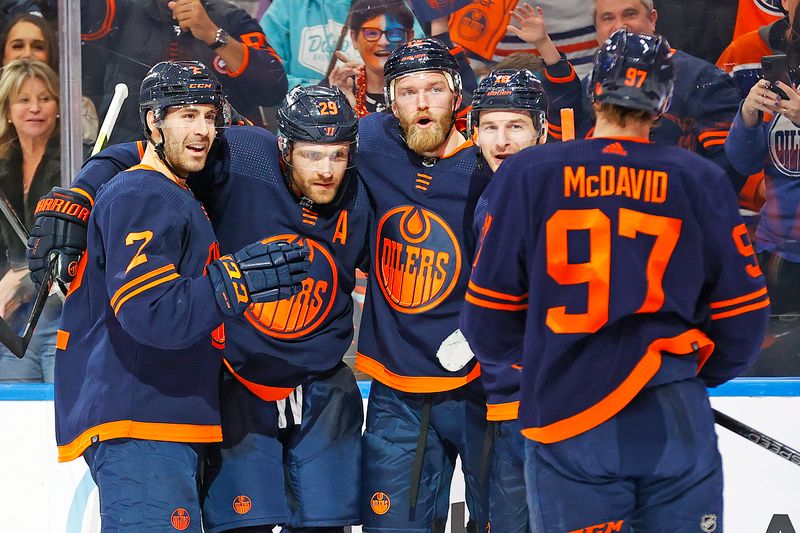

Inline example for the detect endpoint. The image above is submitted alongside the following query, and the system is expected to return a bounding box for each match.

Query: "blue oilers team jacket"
[542,51,748,192]
[461,138,770,444]
[354,111,493,393]
[70,127,371,400]
[55,168,228,462]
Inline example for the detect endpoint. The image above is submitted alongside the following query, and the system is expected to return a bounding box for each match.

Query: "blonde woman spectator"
[0,58,61,382]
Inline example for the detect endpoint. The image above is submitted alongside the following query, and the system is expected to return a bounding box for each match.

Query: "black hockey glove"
[207,241,311,316]
[26,187,91,286]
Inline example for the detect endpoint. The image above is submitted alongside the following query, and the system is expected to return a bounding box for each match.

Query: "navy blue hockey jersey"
[542,51,748,192]
[355,111,493,393]
[189,126,371,397]
[461,138,769,443]
[69,127,370,400]
[56,167,228,462]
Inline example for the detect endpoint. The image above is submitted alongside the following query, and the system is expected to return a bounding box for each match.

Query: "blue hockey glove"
[27,187,91,285]
[207,241,311,316]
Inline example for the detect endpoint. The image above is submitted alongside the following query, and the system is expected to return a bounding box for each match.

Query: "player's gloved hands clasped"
[26,187,92,286]
[207,241,311,316]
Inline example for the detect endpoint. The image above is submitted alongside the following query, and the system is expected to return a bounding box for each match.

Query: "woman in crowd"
[1,12,97,144]
[327,0,415,116]
[0,59,61,382]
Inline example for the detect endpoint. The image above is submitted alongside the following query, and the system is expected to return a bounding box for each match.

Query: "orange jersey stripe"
[70,187,95,207]
[81,0,116,41]
[109,264,175,309]
[710,287,768,309]
[702,139,727,148]
[58,419,222,462]
[710,297,770,320]
[487,401,519,421]
[223,359,294,401]
[56,330,70,351]
[356,352,481,393]
[698,131,729,142]
[465,292,528,311]
[544,66,576,84]
[468,281,528,302]
[226,39,250,78]
[521,329,714,444]
[113,272,180,315]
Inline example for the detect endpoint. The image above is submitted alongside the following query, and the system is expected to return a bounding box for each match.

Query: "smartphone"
[762,54,792,99]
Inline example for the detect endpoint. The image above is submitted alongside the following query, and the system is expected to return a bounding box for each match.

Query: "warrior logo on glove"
[27,187,92,286]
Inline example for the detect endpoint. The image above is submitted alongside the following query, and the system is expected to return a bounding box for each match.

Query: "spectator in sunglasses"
[327,0,415,116]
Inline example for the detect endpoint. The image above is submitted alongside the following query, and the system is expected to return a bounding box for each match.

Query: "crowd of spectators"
[0,0,798,382]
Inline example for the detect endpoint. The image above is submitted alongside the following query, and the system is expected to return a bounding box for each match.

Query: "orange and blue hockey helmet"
[589,29,675,117]
[468,68,548,136]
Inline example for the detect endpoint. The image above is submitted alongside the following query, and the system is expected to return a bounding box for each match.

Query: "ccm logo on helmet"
[188,83,214,89]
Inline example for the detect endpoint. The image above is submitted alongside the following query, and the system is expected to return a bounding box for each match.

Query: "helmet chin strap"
[151,126,187,179]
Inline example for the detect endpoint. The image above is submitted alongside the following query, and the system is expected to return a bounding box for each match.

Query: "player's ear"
[538,121,549,144]
[146,111,163,143]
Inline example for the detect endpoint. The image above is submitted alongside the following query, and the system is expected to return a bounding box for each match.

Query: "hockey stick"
[91,83,128,156]
[713,408,800,468]
[0,187,61,358]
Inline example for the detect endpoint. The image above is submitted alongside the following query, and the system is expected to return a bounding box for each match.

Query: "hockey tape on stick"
[436,329,475,371]
[91,83,128,156]
[713,409,800,468]
[560,107,575,141]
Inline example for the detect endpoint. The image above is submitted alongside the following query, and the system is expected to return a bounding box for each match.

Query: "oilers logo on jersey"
[769,114,800,178]
[376,206,461,314]
[245,234,337,338]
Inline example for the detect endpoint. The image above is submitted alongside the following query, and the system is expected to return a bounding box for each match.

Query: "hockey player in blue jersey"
[508,1,749,194]
[467,68,548,533]
[28,83,368,531]
[48,61,309,532]
[354,38,492,533]
[462,30,770,531]
[196,86,370,533]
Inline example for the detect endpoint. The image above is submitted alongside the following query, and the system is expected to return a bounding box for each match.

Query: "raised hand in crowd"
[327,50,362,109]
[167,0,218,43]
[507,3,560,65]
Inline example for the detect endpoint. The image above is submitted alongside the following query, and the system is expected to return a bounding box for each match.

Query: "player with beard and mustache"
[354,38,493,533]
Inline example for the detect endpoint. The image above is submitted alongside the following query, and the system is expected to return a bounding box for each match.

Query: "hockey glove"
[26,187,91,285]
[207,241,311,316]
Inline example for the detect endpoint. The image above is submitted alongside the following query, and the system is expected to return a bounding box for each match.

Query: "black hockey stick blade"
[713,408,800,467]
[0,257,57,358]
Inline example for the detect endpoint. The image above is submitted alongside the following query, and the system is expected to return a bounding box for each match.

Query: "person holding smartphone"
[725,46,800,320]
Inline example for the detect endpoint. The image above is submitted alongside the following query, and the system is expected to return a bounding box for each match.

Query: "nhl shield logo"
[701,514,718,532]
[170,508,191,530]
[233,495,252,515]
[370,492,391,515]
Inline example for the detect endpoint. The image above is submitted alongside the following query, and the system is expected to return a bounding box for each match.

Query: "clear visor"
[476,122,540,145]
[282,140,357,172]
[390,72,456,110]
